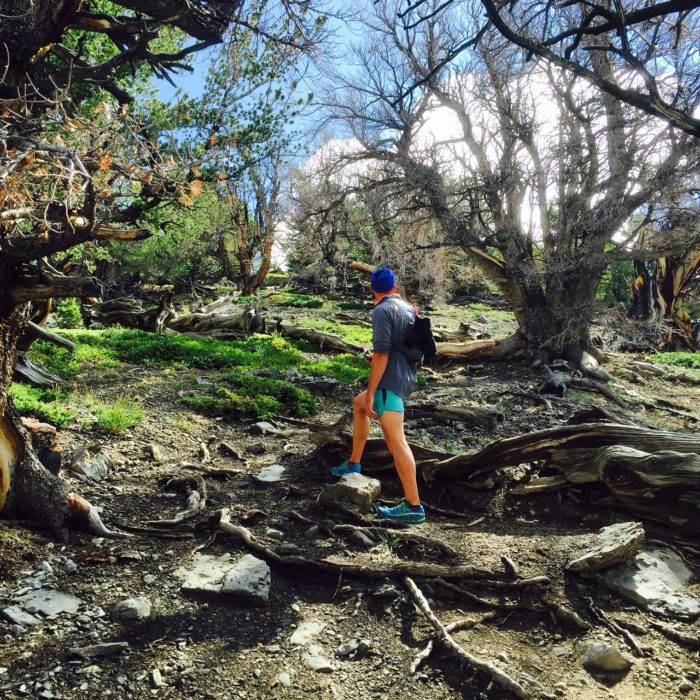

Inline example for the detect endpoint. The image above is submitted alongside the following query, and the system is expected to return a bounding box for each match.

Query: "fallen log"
[274,320,365,354]
[436,334,526,361]
[84,291,174,333]
[423,422,700,531]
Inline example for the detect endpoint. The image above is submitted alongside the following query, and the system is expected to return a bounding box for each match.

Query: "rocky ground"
[1,300,698,700]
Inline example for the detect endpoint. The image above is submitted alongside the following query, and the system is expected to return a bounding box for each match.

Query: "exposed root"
[146,475,207,527]
[404,576,534,699]
[67,493,132,539]
[569,378,628,407]
[587,598,644,657]
[410,613,496,674]
[650,621,700,650]
[216,509,509,581]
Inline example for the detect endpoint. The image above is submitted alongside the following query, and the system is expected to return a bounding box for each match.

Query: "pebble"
[678,680,694,693]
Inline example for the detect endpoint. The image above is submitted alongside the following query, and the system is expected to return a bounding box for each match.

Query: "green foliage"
[30,340,121,379]
[29,329,369,385]
[465,304,516,322]
[9,384,76,427]
[598,259,634,305]
[51,298,84,329]
[269,292,324,308]
[88,398,145,433]
[653,352,700,369]
[183,370,316,420]
[297,317,372,345]
[336,300,373,311]
[182,389,281,420]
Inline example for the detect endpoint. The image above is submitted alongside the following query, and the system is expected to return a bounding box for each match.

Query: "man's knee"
[353,391,366,411]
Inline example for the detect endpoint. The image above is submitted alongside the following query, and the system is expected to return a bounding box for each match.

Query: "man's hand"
[363,392,378,419]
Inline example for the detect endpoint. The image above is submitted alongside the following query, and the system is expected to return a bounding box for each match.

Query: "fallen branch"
[410,612,496,674]
[587,598,644,657]
[650,621,700,650]
[404,576,533,699]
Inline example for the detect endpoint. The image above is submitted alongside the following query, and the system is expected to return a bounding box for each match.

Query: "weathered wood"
[436,334,526,361]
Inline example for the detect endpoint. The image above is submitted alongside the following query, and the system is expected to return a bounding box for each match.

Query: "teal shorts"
[374,388,404,417]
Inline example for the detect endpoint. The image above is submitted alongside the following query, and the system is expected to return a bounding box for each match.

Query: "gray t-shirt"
[371,296,417,400]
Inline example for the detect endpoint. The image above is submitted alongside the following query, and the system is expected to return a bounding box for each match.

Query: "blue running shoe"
[377,500,426,524]
[329,460,361,477]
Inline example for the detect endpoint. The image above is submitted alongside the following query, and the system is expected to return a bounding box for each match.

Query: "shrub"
[52,298,84,328]
[9,384,76,427]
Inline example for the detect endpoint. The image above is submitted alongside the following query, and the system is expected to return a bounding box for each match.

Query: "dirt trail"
[0,305,698,700]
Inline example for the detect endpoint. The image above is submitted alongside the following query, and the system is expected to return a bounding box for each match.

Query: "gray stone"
[290,620,325,645]
[278,542,302,556]
[247,442,267,455]
[108,596,151,621]
[264,528,284,539]
[348,530,375,549]
[249,421,279,436]
[220,554,270,605]
[336,640,359,658]
[319,473,381,514]
[2,606,40,627]
[147,444,166,463]
[177,552,270,604]
[70,642,130,659]
[678,680,694,694]
[581,643,632,674]
[14,588,81,617]
[69,446,115,483]
[276,671,292,687]
[253,464,286,483]
[567,522,645,573]
[598,548,700,619]
[303,644,334,673]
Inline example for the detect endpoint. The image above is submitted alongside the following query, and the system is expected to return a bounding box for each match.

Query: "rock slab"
[2,606,40,627]
[567,522,645,573]
[598,547,700,619]
[220,554,271,604]
[69,446,115,483]
[14,588,81,617]
[319,473,381,514]
[176,552,270,604]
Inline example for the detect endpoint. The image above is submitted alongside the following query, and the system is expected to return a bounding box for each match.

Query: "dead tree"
[0,0,317,538]
[321,6,698,375]
[397,0,700,137]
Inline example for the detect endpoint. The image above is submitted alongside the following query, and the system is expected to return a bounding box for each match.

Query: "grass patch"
[268,292,324,308]
[653,352,700,370]
[336,300,373,311]
[87,397,145,433]
[297,317,373,346]
[9,383,76,427]
[30,339,121,379]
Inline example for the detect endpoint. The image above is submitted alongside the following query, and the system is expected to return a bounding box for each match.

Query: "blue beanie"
[370,266,396,293]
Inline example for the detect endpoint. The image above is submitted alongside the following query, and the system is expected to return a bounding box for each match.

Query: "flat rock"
[108,596,151,620]
[303,644,334,673]
[70,642,130,659]
[14,588,81,617]
[249,421,279,436]
[69,446,115,483]
[253,464,286,483]
[1,606,40,627]
[598,547,700,619]
[176,553,232,593]
[290,620,326,645]
[581,643,632,674]
[319,473,381,514]
[567,522,644,573]
[176,553,270,604]
[348,530,375,549]
[220,554,270,604]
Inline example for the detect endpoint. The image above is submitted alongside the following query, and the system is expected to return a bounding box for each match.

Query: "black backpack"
[404,310,438,365]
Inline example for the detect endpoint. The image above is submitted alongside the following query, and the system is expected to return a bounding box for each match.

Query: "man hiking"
[329,266,425,524]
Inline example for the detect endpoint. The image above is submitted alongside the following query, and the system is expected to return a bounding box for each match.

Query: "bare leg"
[379,411,419,506]
[350,390,371,464]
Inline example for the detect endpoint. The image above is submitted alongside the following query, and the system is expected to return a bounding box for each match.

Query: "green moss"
[9,384,76,427]
[268,292,324,308]
[653,352,700,370]
[88,397,145,433]
[336,300,373,311]
[29,339,120,379]
[304,354,369,384]
[219,371,317,416]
